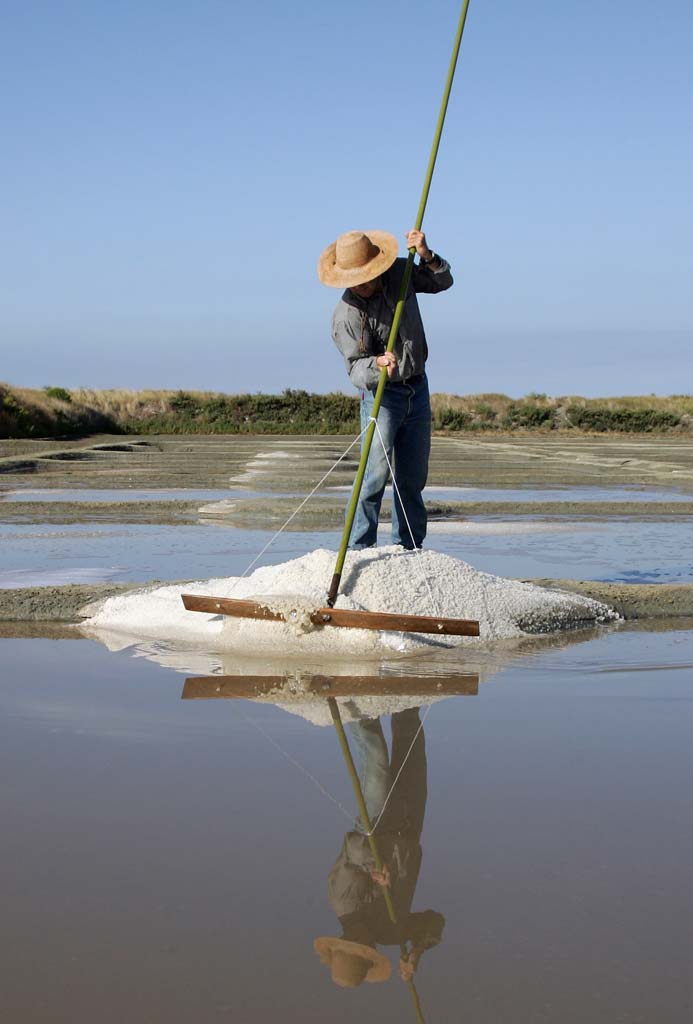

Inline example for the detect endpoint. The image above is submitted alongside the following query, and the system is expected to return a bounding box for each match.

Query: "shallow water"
[1,517,692,587]
[347,484,693,502]
[2,627,692,1022]
[0,488,300,502]
[0,487,247,503]
[425,519,693,584]
[4,484,691,504]
[0,523,325,588]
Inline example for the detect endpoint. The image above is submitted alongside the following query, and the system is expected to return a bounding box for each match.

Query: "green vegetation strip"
[2,384,691,439]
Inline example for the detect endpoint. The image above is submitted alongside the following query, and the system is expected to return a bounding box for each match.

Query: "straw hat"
[317,230,398,288]
[314,936,391,987]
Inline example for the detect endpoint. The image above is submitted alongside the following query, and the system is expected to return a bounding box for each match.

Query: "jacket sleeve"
[327,835,378,918]
[407,909,446,950]
[332,306,382,390]
[411,256,453,294]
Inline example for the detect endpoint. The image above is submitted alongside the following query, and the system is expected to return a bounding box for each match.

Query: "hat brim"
[314,937,391,983]
[317,230,399,288]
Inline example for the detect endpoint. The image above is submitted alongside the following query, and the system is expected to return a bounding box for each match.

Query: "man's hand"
[369,864,391,887]
[405,229,433,262]
[376,352,397,378]
[399,948,422,981]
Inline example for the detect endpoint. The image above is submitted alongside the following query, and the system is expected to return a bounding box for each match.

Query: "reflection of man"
[314,708,444,988]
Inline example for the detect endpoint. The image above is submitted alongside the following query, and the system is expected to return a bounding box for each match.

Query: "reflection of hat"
[314,936,391,987]
[318,230,398,288]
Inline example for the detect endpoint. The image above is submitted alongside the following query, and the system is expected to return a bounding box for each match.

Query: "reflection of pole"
[327,698,425,1024]
[328,697,396,921]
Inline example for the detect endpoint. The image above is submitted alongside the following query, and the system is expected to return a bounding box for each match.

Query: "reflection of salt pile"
[250,684,445,728]
[80,546,618,658]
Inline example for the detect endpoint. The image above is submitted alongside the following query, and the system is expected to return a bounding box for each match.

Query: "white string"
[237,704,356,826]
[239,697,436,839]
[367,702,433,836]
[231,425,370,587]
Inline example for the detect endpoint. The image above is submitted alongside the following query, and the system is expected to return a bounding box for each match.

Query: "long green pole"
[327,698,397,921]
[328,698,426,1024]
[326,0,472,607]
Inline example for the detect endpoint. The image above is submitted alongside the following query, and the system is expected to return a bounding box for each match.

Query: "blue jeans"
[347,709,427,837]
[349,376,431,549]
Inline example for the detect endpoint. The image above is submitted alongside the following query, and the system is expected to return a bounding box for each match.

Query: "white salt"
[79,546,618,658]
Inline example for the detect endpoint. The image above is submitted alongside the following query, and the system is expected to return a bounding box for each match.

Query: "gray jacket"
[331,255,453,391]
[328,831,444,949]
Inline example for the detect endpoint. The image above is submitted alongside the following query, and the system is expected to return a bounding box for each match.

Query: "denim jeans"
[349,375,431,549]
[347,709,427,838]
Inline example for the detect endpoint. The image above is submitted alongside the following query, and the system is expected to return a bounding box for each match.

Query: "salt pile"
[80,546,618,658]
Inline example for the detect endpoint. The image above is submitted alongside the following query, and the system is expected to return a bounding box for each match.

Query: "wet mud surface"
[2,432,693,491]
[2,433,693,624]
[3,497,693,529]
[0,500,203,524]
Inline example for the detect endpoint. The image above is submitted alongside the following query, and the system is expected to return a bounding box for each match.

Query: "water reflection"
[182,671,479,700]
[318,704,443,1008]
[4,629,690,1019]
[182,671,474,1019]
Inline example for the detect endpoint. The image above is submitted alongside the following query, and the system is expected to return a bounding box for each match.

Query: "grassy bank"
[1,383,692,439]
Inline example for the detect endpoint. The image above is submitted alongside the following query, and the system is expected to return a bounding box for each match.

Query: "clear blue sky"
[2,0,691,397]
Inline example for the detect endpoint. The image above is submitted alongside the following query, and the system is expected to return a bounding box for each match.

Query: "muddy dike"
[2,434,693,493]
[0,583,136,622]
[2,579,693,630]
[526,580,693,620]
[2,496,693,529]
[0,500,202,524]
[194,498,693,531]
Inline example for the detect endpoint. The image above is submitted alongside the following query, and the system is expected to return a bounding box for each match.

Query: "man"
[318,228,453,549]
[314,709,445,988]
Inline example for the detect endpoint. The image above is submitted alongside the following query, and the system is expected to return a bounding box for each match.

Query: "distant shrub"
[0,388,35,435]
[472,401,497,424]
[503,402,556,429]
[169,390,199,414]
[124,388,360,435]
[434,407,473,431]
[0,389,18,412]
[44,386,72,403]
[0,384,121,439]
[566,405,681,432]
